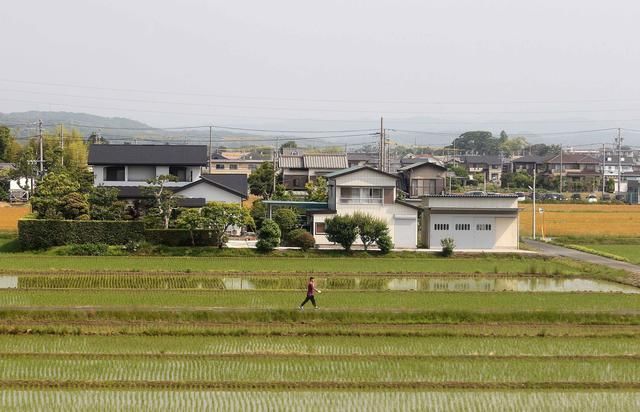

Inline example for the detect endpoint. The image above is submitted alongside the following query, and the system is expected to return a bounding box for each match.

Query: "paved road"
[523,239,640,277]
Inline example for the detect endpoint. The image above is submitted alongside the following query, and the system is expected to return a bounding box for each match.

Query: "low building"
[460,155,505,185]
[309,165,420,249]
[421,194,519,250]
[511,155,549,174]
[209,153,266,176]
[543,153,601,192]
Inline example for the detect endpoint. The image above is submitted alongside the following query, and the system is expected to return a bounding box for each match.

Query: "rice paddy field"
[519,203,640,237]
[1,252,640,410]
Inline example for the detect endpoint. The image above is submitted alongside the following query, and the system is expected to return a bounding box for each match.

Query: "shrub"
[18,219,145,249]
[64,243,109,256]
[256,219,281,252]
[376,233,393,254]
[145,229,224,247]
[352,212,389,251]
[325,215,358,251]
[289,228,315,251]
[441,237,455,257]
[273,208,300,242]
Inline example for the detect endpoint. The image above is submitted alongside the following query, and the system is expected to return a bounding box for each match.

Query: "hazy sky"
[1,0,640,144]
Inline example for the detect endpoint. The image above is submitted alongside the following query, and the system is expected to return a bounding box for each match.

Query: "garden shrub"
[325,215,358,251]
[145,229,224,247]
[18,219,145,249]
[376,233,393,254]
[256,219,281,252]
[288,228,315,251]
[441,237,455,257]
[64,243,109,256]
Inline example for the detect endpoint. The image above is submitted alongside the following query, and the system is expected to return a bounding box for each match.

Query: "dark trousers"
[300,295,316,307]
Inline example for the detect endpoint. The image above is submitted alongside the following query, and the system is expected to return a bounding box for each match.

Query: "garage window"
[476,224,492,231]
[315,222,326,234]
[434,223,449,231]
[455,223,471,231]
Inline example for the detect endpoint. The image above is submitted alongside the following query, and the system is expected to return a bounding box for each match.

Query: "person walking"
[299,276,321,310]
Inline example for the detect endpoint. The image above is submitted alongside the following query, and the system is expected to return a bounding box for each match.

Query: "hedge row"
[145,229,223,247]
[18,219,145,249]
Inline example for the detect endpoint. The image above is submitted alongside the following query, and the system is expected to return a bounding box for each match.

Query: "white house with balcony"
[88,144,248,205]
[309,165,420,249]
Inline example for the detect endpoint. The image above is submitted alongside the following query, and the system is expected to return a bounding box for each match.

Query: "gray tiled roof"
[198,173,248,198]
[279,154,348,169]
[88,144,208,166]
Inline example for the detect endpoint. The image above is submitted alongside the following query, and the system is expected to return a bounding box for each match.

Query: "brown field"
[0,203,31,232]
[519,203,640,237]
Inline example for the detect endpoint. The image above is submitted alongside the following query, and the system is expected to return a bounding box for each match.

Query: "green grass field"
[581,244,640,264]
[1,250,640,409]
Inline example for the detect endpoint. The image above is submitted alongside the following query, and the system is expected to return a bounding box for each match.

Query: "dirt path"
[523,239,640,280]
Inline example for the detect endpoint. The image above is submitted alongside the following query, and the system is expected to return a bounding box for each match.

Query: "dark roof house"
[88,144,208,166]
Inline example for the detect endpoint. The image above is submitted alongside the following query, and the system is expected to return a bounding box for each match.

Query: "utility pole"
[559,144,563,194]
[38,120,44,174]
[273,137,279,198]
[616,128,623,195]
[378,117,384,171]
[208,126,213,173]
[531,165,537,240]
[602,143,606,195]
[59,124,64,167]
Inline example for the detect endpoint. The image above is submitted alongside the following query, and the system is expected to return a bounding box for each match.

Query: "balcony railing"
[339,197,383,204]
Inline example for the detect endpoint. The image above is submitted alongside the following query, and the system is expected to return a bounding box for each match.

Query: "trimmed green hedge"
[18,219,145,249]
[145,229,223,247]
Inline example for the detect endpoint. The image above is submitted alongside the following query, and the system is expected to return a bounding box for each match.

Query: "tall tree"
[141,175,179,229]
[305,176,328,202]
[248,161,277,199]
[201,202,253,248]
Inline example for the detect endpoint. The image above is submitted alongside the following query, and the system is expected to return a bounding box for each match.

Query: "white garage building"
[421,194,520,250]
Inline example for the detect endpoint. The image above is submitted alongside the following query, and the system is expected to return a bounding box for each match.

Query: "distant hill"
[0,111,270,146]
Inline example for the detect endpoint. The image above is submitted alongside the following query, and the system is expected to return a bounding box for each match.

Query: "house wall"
[93,165,202,187]
[424,196,518,210]
[312,202,417,248]
[334,169,397,187]
[176,183,243,204]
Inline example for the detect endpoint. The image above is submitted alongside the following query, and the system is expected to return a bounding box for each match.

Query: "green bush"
[273,208,300,242]
[18,219,145,249]
[256,219,281,252]
[288,228,315,251]
[145,229,224,247]
[63,243,109,256]
[325,215,358,251]
[376,233,393,254]
[441,237,455,257]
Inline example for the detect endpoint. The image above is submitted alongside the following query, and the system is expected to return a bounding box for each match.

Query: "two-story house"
[88,144,248,205]
[511,155,549,174]
[397,160,447,198]
[279,153,348,191]
[543,153,601,192]
[209,152,267,176]
[308,165,420,249]
[460,155,505,185]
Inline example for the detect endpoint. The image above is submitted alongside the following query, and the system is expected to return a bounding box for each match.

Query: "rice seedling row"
[1,335,639,357]
[2,389,640,412]
[0,356,638,383]
[1,290,640,313]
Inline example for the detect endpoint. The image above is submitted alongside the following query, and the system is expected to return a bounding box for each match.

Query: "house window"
[215,164,225,170]
[476,224,492,231]
[229,164,238,170]
[410,179,436,197]
[455,223,471,231]
[169,166,188,182]
[104,166,125,181]
[315,222,326,234]
[434,223,449,231]
[340,187,383,204]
